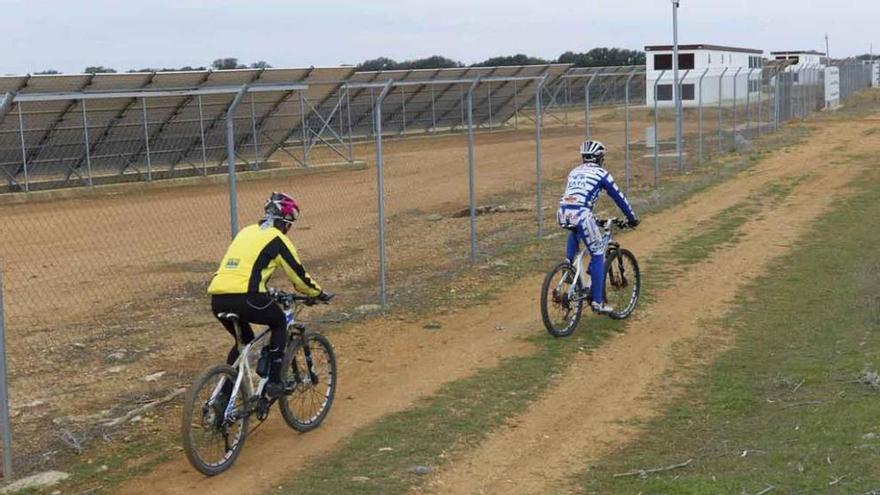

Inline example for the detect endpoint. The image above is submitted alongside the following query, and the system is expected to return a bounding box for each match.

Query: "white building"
[771,51,826,84]
[645,44,764,108]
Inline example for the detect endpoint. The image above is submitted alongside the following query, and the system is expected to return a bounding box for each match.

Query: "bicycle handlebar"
[267,288,332,306]
[596,217,631,230]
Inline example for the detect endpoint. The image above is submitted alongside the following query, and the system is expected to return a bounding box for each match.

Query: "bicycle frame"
[209,304,299,423]
[566,227,615,301]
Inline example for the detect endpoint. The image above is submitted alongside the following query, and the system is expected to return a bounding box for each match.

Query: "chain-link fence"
[0,61,874,477]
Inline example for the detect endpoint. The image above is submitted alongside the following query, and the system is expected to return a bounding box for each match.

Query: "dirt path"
[417,119,878,494]
[106,117,874,495]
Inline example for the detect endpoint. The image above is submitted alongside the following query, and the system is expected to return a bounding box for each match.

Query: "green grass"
[577,168,880,493]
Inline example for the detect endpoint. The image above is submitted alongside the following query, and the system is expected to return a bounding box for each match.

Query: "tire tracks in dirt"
[417,120,878,495]
[114,121,865,495]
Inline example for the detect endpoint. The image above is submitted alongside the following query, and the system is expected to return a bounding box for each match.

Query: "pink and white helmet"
[264,192,300,225]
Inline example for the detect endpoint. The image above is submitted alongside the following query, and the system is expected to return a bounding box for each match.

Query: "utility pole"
[672,0,683,172]
[825,34,830,61]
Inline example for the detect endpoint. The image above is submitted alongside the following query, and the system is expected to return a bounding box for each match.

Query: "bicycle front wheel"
[279,332,337,432]
[181,364,249,476]
[540,261,584,337]
[604,248,640,320]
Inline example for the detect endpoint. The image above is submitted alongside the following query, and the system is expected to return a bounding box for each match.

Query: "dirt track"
[109,111,880,494]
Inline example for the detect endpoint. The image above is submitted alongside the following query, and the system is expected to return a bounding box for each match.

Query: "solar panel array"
[0,67,353,190]
[0,64,575,192]
[338,64,571,137]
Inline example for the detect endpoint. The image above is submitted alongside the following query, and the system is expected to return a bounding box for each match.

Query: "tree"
[83,66,117,74]
[356,55,462,71]
[250,61,273,69]
[212,58,246,70]
[472,54,551,67]
[35,69,60,75]
[558,48,646,67]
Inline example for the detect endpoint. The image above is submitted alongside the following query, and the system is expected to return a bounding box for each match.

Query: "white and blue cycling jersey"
[557,164,636,221]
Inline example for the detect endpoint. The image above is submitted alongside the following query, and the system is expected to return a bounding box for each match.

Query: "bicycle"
[540,218,641,337]
[181,289,337,476]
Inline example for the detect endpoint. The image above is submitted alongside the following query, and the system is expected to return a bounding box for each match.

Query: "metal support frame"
[373,80,394,307]
[17,104,29,192]
[718,67,729,154]
[697,68,709,164]
[141,98,152,181]
[225,85,249,238]
[81,100,93,186]
[197,95,208,175]
[0,271,13,479]
[512,80,519,129]
[757,68,764,137]
[250,94,260,170]
[299,92,309,166]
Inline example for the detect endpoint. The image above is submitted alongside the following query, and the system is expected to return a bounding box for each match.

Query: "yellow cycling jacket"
[207,224,322,297]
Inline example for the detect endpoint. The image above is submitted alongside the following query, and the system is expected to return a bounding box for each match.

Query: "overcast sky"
[4,0,878,74]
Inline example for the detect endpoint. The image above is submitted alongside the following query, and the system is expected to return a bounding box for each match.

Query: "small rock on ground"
[0,471,69,493]
[144,371,166,382]
[351,476,370,482]
[355,304,382,314]
[425,214,443,221]
[411,465,433,475]
[423,322,442,330]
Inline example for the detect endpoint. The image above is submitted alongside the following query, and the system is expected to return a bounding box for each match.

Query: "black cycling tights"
[211,293,288,381]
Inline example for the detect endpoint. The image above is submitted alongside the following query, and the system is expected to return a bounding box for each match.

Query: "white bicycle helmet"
[580,140,606,166]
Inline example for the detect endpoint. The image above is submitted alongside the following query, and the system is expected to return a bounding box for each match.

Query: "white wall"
[646,68,761,108]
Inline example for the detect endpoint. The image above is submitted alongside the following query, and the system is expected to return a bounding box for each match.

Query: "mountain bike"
[182,289,337,476]
[540,218,640,337]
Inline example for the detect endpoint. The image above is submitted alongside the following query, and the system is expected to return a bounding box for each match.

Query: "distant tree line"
[357,48,645,71]
[33,49,646,75]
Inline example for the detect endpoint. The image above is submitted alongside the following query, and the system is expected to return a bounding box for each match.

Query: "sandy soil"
[104,112,880,494]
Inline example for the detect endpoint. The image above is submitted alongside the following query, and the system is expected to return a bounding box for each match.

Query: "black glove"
[317,291,334,303]
[628,217,640,228]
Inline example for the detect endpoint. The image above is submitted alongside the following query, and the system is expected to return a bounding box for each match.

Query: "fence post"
[81,99,93,186]
[757,67,764,138]
[16,104,28,192]
[624,70,636,193]
[374,80,393,307]
[718,67,728,154]
[535,76,546,238]
[513,80,519,130]
[299,92,309,166]
[652,69,666,188]
[225,85,249,239]
[345,84,354,162]
[731,67,741,151]
[0,271,13,479]
[698,68,709,165]
[584,74,598,139]
[466,77,482,263]
[676,69,690,173]
[746,68,755,138]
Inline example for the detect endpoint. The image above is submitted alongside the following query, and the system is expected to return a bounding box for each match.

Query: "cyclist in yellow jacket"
[208,192,332,398]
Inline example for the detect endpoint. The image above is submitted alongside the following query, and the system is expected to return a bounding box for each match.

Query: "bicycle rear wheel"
[181,364,249,476]
[279,332,337,432]
[540,261,585,337]
[604,248,640,320]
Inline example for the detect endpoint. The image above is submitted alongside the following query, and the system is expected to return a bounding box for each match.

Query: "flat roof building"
[645,44,764,107]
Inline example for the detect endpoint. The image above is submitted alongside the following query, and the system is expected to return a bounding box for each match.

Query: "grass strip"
[577,168,880,493]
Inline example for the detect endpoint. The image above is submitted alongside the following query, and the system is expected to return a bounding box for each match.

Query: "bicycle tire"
[604,248,641,320]
[181,364,249,476]
[540,261,585,337]
[279,332,337,432]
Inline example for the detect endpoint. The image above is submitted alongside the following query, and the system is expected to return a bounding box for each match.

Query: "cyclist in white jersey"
[556,140,640,315]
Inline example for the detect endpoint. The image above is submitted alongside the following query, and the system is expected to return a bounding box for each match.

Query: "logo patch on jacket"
[225,258,240,269]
